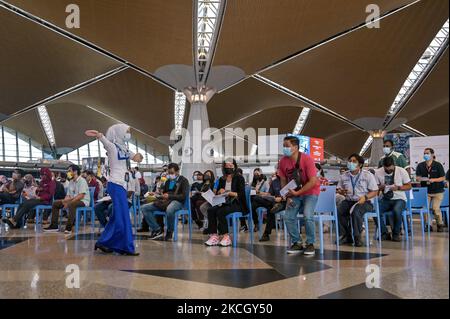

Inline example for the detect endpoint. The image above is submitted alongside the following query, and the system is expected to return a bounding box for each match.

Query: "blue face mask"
[383,147,392,155]
[283,147,293,157]
[347,162,358,172]
[423,154,432,161]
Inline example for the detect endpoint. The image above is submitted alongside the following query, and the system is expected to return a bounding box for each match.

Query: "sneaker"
[240,225,248,232]
[259,233,270,242]
[303,244,315,256]
[219,234,232,247]
[287,242,304,254]
[205,234,220,246]
[2,218,18,229]
[149,229,164,240]
[43,224,59,232]
[392,234,402,242]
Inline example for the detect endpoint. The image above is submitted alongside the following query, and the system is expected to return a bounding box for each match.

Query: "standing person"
[205,158,247,247]
[0,169,24,205]
[278,136,320,256]
[3,168,56,229]
[378,139,408,168]
[415,148,447,232]
[337,154,379,246]
[375,156,412,241]
[85,125,143,256]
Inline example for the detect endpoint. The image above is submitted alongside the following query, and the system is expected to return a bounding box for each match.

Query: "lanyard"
[350,173,361,196]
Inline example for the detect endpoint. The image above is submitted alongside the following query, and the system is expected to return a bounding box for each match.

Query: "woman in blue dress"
[85,124,143,256]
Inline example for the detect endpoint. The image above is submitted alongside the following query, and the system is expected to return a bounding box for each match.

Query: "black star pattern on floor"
[0,236,29,251]
[318,283,401,299]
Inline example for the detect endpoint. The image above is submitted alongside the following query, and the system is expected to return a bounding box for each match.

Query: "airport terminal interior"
[0,0,449,299]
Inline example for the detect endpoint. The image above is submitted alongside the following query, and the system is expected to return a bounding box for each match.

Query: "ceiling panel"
[6,0,193,73]
[0,7,121,117]
[213,0,416,76]
[262,0,449,121]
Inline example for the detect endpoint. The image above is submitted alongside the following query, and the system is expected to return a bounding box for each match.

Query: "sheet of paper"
[202,190,227,207]
[250,190,257,196]
[97,196,111,203]
[349,202,359,215]
[280,179,298,197]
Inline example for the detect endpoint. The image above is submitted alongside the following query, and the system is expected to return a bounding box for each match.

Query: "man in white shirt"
[375,156,412,241]
[337,154,379,247]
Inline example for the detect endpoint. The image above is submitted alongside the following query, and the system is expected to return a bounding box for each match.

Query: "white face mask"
[383,147,392,155]
[124,132,132,141]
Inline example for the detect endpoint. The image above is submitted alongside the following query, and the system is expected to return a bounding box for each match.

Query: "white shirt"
[225,180,232,192]
[375,166,411,202]
[100,136,135,189]
[337,170,378,201]
[135,171,142,180]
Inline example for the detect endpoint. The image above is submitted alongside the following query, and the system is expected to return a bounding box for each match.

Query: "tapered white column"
[368,130,386,167]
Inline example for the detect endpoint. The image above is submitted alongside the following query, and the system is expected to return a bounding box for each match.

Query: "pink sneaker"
[205,234,220,246]
[219,234,232,247]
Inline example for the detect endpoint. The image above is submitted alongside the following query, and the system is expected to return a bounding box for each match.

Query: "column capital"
[183,87,216,104]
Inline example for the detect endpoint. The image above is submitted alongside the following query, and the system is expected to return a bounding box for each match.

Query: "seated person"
[337,154,378,247]
[205,158,247,247]
[43,165,90,234]
[3,168,56,229]
[191,171,214,229]
[141,163,189,241]
[22,174,38,199]
[0,175,8,192]
[197,170,216,233]
[95,170,139,228]
[315,163,329,186]
[375,156,412,241]
[259,172,285,242]
[241,169,269,231]
[84,170,100,201]
[137,175,163,233]
[0,169,25,205]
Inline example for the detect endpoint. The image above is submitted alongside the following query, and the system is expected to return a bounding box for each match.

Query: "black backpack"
[54,181,66,200]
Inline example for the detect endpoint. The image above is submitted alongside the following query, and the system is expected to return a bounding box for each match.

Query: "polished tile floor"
[0,220,448,299]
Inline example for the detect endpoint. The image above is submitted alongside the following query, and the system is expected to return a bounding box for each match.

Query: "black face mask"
[203,175,211,181]
[224,168,235,175]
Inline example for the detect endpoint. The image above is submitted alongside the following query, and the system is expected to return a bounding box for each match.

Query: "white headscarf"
[106,124,130,152]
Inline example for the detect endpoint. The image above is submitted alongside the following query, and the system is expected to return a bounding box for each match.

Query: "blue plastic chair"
[34,198,54,229]
[381,191,414,241]
[226,185,253,247]
[1,195,22,219]
[314,186,340,254]
[152,194,192,241]
[440,188,449,226]
[75,187,96,234]
[410,187,430,235]
[256,206,267,238]
[364,197,382,246]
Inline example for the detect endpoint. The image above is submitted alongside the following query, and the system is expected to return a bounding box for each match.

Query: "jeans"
[284,195,318,245]
[13,198,42,228]
[338,200,374,239]
[142,200,183,233]
[378,199,406,236]
[428,192,445,225]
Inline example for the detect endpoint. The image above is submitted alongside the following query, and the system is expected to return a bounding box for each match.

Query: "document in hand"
[202,189,227,207]
[97,196,112,203]
[280,180,298,197]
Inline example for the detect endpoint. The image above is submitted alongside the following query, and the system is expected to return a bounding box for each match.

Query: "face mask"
[224,168,235,175]
[168,174,177,180]
[283,147,293,157]
[347,162,358,172]
[67,172,74,180]
[192,176,197,182]
[423,154,432,161]
[12,173,19,179]
[124,132,131,141]
[204,175,211,182]
[383,147,392,155]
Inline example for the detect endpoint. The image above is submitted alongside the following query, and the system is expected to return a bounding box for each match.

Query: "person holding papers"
[278,135,320,256]
[337,154,378,247]
[141,163,189,241]
[204,158,248,247]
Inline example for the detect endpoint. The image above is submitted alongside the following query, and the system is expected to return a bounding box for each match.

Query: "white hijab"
[106,123,130,153]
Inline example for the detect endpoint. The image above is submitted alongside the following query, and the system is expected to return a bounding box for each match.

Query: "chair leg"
[364,216,369,246]
[258,211,263,239]
[419,212,425,236]
[173,214,178,242]
[188,213,192,240]
[403,213,409,241]
[233,218,238,247]
[376,216,381,243]
[319,220,324,255]
[335,217,339,249]
[75,211,79,234]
